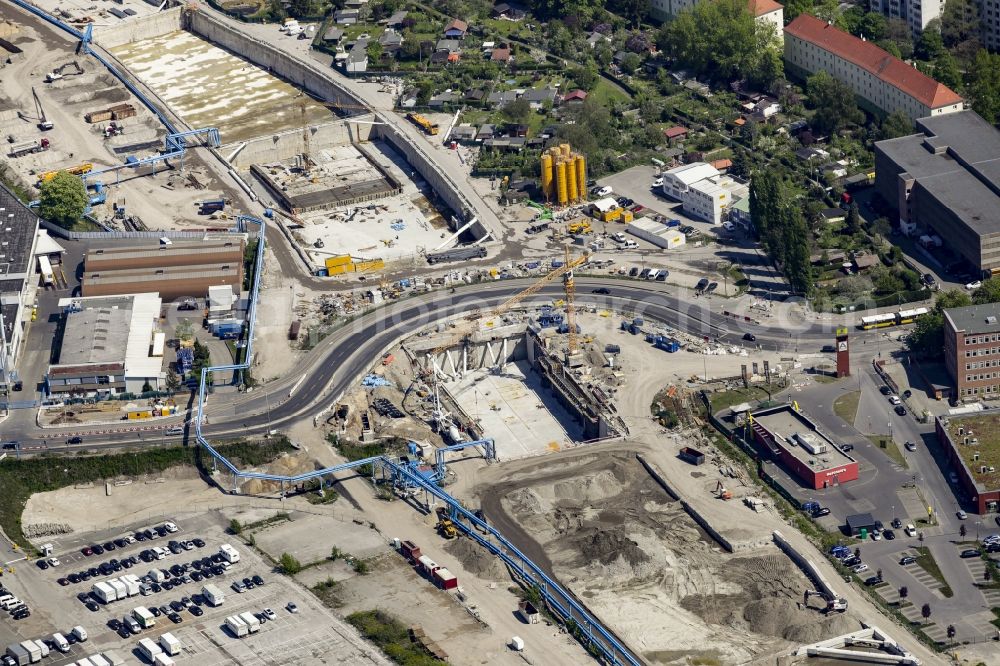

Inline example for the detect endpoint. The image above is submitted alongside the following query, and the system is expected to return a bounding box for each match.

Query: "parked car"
[960,549,980,558]
[904,441,917,451]
[743,333,756,342]
[853,563,869,574]
[591,287,610,294]
[899,555,916,565]
[883,529,895,540]
[888,395,901,405]
[879,386,892,395]
[812,507,831,518]
[895,405,907,416]
[966,280,982,290]
[67,436,83,445]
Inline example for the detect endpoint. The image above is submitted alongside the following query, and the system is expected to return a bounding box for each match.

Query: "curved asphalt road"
[12,278,857,450]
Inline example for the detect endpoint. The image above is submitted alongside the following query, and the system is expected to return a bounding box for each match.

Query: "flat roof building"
[875,111,1000,274]
[749,404,860,490]
[784,13,963,121]
[660,162,749,225]
[82,239,244,300]
[47,293,164,396]
[0,182,40,391]
[942,302,1000,401]
[935,412,1000,514]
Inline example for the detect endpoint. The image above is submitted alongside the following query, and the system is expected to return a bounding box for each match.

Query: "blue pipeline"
[3,2,641,661]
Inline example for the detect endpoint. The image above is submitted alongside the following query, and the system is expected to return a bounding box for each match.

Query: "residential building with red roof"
[784,13,963,121]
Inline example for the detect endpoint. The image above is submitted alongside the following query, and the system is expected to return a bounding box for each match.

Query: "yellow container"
[566,158,579,202]
[540,153,554,200]
[621,210,634,223]
[326,263,353,275]
[556,160,568,205]
[575,155,587,200]
[326,255,353,267]
[355,258,385,273]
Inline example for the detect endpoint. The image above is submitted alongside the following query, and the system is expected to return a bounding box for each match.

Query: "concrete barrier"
[224,119,370,169]
[772,529,840,599]
[635,454,737,552]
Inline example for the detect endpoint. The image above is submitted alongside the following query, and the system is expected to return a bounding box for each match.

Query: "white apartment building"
[651,0,783,40]
[983,0,1000,50]
[661,163,749,224]
[784,13,964,122]
[871,0,945,35]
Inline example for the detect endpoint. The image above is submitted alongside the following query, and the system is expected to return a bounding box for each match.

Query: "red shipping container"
[400,540,421,562]
[433,567,458,590]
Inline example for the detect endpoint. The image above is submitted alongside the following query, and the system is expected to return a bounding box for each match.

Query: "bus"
[858,307,929,330]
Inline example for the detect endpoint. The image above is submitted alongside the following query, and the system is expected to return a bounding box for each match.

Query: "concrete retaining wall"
[93,7,184,49]
[772,530,839,599]
[224,120,369,169]
[636,454,736,552]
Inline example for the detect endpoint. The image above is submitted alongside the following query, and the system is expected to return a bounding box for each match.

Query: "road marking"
[3,556,26,566]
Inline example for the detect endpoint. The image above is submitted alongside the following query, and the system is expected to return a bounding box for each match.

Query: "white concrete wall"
[93,7,184,49]
[226,120,369,169]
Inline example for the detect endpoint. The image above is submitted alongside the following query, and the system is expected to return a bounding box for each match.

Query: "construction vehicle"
[804,590,848,613]
[103,121,125,138]
[567,219,592,235]
[45,61,83,82]
[435,507,458,539]
[38,163,93,183]
[406,112,439,136]
[9,137,49,157]
[426,247,589,368]
[714,480,733,500]
[30,87,53,130]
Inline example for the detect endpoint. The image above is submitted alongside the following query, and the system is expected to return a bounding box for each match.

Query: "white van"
[72,625,89,642]
[165,426,184,436]
[0,596,22,610]
[52,633,70,652]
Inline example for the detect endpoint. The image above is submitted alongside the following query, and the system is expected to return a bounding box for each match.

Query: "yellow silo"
[566,157,578,202]
[556,159,569,205]
[575,154,587,199]
[560,143,571,158]
[540,152,554,200]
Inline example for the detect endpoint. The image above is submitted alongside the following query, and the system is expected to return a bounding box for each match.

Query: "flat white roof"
[664,162,719,186]
[591,197,619,212]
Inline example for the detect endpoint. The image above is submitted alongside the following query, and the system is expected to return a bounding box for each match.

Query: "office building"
[784,13,963,121]
[874,111,1000,273]
[0,182,40,392]
[660,162,749,224]
[935,412,1000,514]
[943,302,1000,400]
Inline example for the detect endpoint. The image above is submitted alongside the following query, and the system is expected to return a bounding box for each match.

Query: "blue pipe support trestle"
[5,3,639,662]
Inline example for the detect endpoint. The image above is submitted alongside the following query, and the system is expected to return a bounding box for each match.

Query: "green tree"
[730,149,751,179]
[279,552,303,574]
[916,23,945,59]
[782,207,813,295]
[365,42,383,63]
[845,202,862,234]
[933,51,963,91]
[660,0,782,85]
[165,369,181,393]
[880,110,914,140]
[972,277,1000,304]
[38,171,87,229]
[229,519,243,535]
[884,18,914,59]
[175,320,195,344]
[570,65,599,91]
[941,0,980,47]
[502,98,531,123]
[968,50,1000,124]
[783,0,812,22]
[620,52,642,74]
[859,11,888,40]
[612,0,650,26]
[807,71,864,135]
[906,290,972,358]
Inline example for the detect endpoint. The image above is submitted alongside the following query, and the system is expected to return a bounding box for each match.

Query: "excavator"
[804,589,848,613]
[714,480,733,500]
[18,88,53,131]
[45,61,83,83]
[435,507,458,540]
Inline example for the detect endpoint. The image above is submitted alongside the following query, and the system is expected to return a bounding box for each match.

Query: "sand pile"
[743,597,858,642]
[444,536,510,581]
[577,528,650,567]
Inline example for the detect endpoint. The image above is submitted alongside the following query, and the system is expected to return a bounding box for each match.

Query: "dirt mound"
[577,528,650,567]
[444,536,510,581]
[742,597,858,642]
[550,465,627,503]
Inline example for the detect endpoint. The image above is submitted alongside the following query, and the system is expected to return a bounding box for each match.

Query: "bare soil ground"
[481,450,857,664]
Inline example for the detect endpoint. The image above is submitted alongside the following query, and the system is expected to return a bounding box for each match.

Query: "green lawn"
[914,546,953,598]
[833,391,861,426]
[865,435,909,469]
[707,386,772,413]
[589,77,631,106]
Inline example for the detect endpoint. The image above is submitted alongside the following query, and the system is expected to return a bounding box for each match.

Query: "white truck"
[101,650,125,665]
[121,574,141,597]
[219,544,240,563]
[9,137,49,158]
[51,633,69,653]
[108,578,128,600]
[137,637,162,662]
[225,615,249,638]
[152,654,175,666]
[239,611,261,633]
[202,583,225,607]
[89,654,111,666]
[158,632,181,656]
[132,606,155,629]
[19,641,40,663]
[71,626,88,642]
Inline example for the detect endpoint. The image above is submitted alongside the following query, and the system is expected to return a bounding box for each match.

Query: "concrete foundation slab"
[448,361,582,460]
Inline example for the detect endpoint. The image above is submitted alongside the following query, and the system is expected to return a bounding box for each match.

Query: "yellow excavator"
[435,507,458,539]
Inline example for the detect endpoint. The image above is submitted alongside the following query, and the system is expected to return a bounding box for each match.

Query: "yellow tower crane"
[426,248,589,366]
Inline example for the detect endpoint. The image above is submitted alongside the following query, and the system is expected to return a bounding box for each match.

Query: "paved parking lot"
[0,513,389,665]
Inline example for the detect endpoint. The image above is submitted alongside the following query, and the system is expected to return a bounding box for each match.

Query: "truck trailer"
[137,637,161,662]
[5,644,31,666]
[132,606,155,629]
[92,581,117,604]
[238,611,261,633]
[225,615,249,638]
[9,138,49,157]
[202,583,225,607]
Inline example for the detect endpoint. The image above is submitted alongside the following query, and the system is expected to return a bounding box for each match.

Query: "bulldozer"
[435,507,458,539]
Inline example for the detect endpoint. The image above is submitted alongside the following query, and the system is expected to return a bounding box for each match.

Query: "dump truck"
[406,112,439,135]
[9,137,49,157]
[426,246,487,265]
